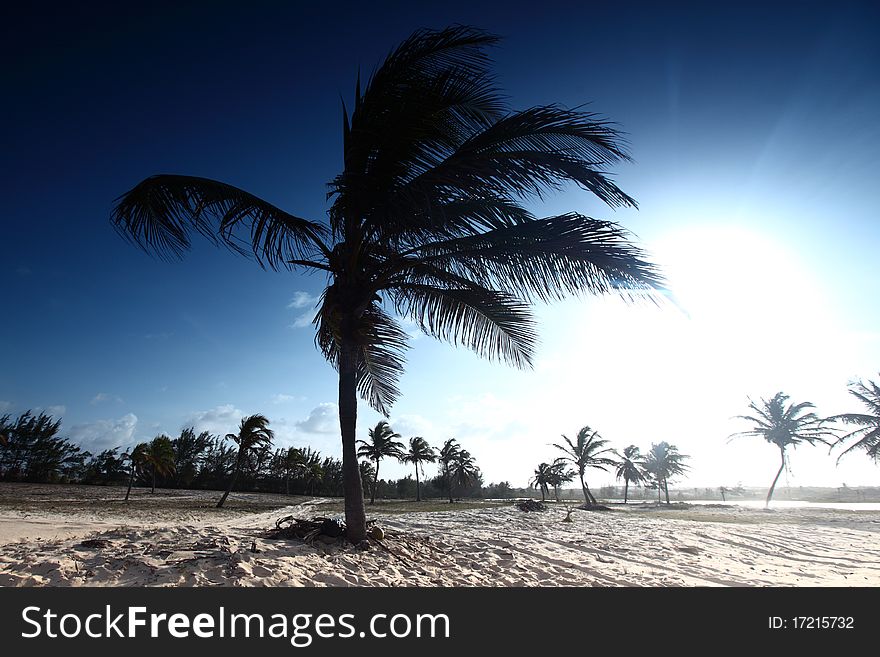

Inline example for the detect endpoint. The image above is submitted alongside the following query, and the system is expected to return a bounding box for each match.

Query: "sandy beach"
[1,483,878,587]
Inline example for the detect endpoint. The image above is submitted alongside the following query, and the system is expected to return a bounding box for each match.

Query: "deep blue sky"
[2,1,879,488]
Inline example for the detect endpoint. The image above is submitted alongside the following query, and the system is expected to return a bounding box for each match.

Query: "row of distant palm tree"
[730,377,880,508]
[533,426,689,506]
[357,421,481,503]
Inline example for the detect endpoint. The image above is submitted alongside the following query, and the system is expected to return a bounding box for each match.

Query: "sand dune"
[1,486,878,587]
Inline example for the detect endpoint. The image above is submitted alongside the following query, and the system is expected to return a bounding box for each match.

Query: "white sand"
[1,494,878,587]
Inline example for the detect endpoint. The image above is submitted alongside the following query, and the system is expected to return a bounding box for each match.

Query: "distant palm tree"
[642,442,689,504]
[282,447,306,495]
[123,442,149,501]
[531,462,554,502]
[553,426,618,505]
[439,439,462,503]
[549,459,576,502]
[615,445,645,503]
[730,392,832,509]
[110,27,662,541]
[357,421,404,504]
[142,435,175,494]
[451,449,480,498]
[828,376,880,462]
[359,461,376,500]
[217,414,274,508]
[401,436,436,501]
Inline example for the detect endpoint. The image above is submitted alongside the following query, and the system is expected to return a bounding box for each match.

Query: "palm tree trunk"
[151,467,156,494]
[664,479,670,504]
[765,448,786,509]
[624,478,629,504]
[580,472,590,504]
[339,340,367,543]
[217,457,241,508]
[446,469,454,503]
[415,463,421,502]
[371,459,379,505]
[125,464,135,501]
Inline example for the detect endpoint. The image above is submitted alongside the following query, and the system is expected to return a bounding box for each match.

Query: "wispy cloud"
[272,393,304,404]
[68,413,138,452]
[0,400,12,413]
[91,392,123,405]
[295,403,339,434]
[288,291,318,329]
[183,404,245,436]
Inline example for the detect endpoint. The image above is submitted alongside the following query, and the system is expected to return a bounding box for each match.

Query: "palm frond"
[389,283,535,368]
[112,175,330,269]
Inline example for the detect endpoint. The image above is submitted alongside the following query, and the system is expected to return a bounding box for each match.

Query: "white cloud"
[183,404,245,436]
[68,413,138,453]
[288,291,318,328]
[91,392,123,405]
[0,400,11,413]
[272,393,304,404]
[45,405,67,417]
[295,403,339,434]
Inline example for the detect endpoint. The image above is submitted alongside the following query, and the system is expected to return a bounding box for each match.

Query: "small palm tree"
[357,421,404,504]
[530,462,554,502]
[553,426,618,506]
[110,27,663,541]
[828,376,880,462]
[401,436,436,501]
[359,460,376,500]
[217,414,274,508]
[642,442,689,504]
[451,449,480,498]
[282,447,306,495]
[730,392,832,509]
[438,439,462,503]
[142,435,175,494]
[549,459,576,502]
[615,445,645,503]
[123,442,149,501]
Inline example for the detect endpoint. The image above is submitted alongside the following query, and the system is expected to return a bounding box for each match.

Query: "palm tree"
[142,435,175,494]
[642,442,689,504]
[828,376,880,462]
[110,27,662,542]
[531,462,554,502]
[216,414,274,508]
[615,445,645,503]
[401,436,436,501]
[123,442,148,501]
[357,421,404,504]
[730,392,832,509]
[451,449,480,498]
[553,426,618,506]
[281,446,306,494]
[438,438,461,503]
[359,460,376,500]
[549,459,576,502]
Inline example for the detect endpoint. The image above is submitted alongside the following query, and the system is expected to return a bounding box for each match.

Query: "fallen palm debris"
[515,499,546,512]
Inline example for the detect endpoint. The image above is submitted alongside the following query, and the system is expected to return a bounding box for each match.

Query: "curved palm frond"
[827,376,880,461]
[112,175,330,269]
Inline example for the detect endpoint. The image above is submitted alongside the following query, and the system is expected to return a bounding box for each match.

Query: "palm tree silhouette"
[123,442,149,501]
[642,441,688,504]
[438,438,462,503]
[401,436,436,501]
[553,426,618,505]
[281,446,306,495]
[451,449,480,498]
[357,421,404,504]
[828,375,880,462]
[549,459,576,502]
[216,414,274,508]
[143,435,175,494]
[531,462,554,502]
[358,460,376,499]
[730,392,831,508]
[110,26,662,541]
[615,444,645,503]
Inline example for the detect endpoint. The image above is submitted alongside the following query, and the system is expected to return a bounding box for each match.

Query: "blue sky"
[2,1,879,489]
